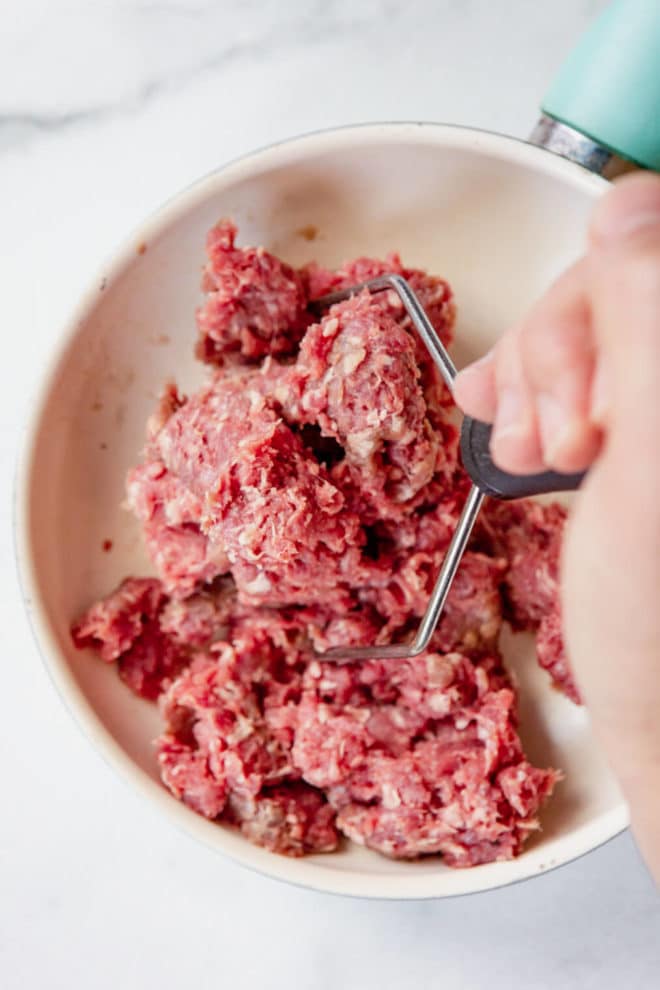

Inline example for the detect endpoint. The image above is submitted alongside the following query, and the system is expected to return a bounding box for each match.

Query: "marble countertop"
[1,1,658,987]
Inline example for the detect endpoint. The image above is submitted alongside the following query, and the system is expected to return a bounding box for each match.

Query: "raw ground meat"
[278,290,457,522]
[484,501,566,628]
[224,785,338,856]
[537,606,581,705]
[128,367,365,608]
[302,252,456,427]
[126,462,223,597]
[156,618,339,854]
[72,222,572,867]
[71,578,187,700]
[196,220,310,363]
[290,291,440,503]
[301,252,455,350]
[481,500,581,702]
[293,652,558,866]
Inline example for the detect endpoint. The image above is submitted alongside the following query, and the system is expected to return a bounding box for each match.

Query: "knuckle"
[519,318,566,381]
[520,316,591,391]
[493,331,523,388]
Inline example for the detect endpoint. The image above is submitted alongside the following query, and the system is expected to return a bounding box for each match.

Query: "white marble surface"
[2,1,659,987]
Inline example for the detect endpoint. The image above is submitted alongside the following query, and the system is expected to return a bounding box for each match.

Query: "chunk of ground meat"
[263,292,460,524]
[225,784,339,856]
[289,291,439,504]
[129,371,365,607]
[302,604,386,654]
[71,578,187,699]
[196,220,310,364]
[157,645,298,811]
[293,651,557,864]
[303,253,456,424]
[155,622,337,852]
[484,500,566,628]
[301,252,455,349]
[537,606,581,704]
[324,429,462,525]
[430,552,506,655]
[483,500,579,702]
[159,579,237,648]
[126,463,226,597]
[158,735,228,819]
[358,502,505,653]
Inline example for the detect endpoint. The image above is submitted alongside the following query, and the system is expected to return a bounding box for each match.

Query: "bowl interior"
[21,124,626,898]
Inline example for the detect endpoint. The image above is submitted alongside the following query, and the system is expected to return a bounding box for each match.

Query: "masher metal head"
[310,274,584,662]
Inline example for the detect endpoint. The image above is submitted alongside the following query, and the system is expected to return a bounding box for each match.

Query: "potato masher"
[313,274,584,661]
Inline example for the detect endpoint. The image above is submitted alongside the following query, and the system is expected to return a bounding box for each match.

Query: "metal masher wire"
[310,274,486,662]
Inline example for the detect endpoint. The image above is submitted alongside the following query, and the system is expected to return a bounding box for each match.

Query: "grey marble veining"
[1,0,604,148]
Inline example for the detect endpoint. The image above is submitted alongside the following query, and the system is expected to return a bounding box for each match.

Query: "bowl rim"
[15,120,627,899]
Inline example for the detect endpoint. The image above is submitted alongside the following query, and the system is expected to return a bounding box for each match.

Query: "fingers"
[518,260,602,473]
[454,259,600,474]
[489,326,545,472]
[454,173,660,478]
[454,331,545,473]
[453,351,497,423]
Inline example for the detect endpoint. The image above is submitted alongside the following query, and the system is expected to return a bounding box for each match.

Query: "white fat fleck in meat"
[389,414,405,436]
[228,714,256,744]
[237,527,260,547]
[322,317,339,338]
[242,571,272,595]
[340,346,367,375]
[381,784,402,809]
[425,655,455,689]
[389,708,409,729]
[428,691,452,715]
[346,429,378,461]
[344,705,371,724]
[247,389,266,413]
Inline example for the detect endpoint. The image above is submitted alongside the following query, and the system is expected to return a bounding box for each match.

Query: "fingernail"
[537,393,573,460]
[494,387,526,438]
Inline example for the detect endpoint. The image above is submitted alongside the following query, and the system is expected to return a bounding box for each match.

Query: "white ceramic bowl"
[17,123,627,898]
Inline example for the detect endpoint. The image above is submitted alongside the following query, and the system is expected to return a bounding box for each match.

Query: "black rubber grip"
[460,417,586,499]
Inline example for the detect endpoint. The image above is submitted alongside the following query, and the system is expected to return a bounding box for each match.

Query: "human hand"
[454,173,660,881]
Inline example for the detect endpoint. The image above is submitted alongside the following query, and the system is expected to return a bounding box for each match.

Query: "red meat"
[484,500,578,701]
[71,578,186,700]
[196,220,310,363]
[293,652,558,864]
[72,226,567,866]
